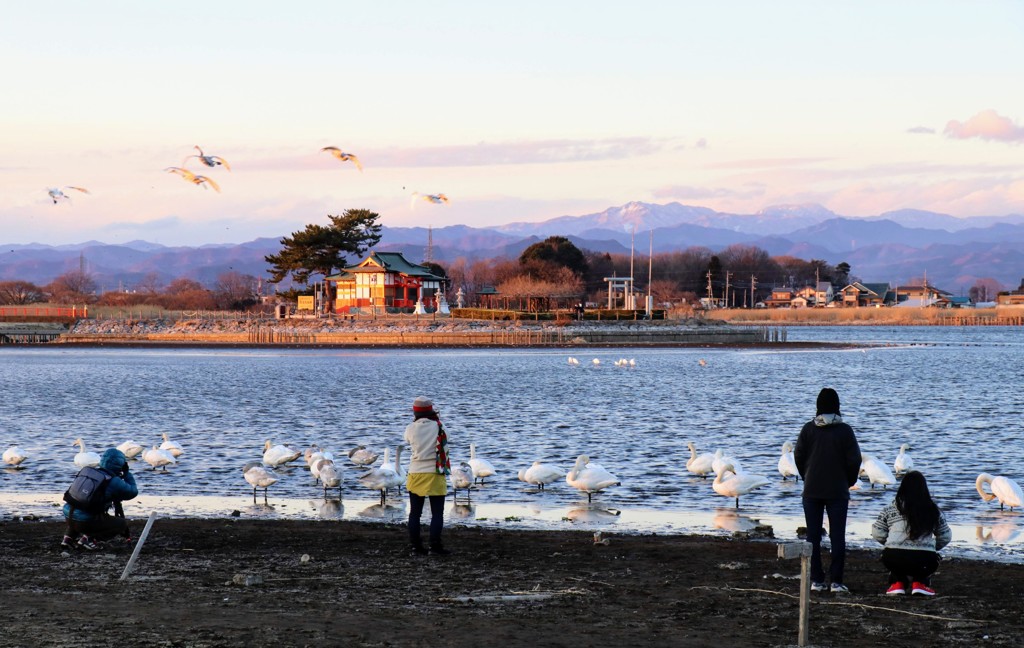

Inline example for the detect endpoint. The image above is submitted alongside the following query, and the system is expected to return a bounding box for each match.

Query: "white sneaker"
[810,581,826,592]
[830,583,850,594]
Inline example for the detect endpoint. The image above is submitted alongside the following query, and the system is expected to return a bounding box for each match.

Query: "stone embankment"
[56,316,769,347]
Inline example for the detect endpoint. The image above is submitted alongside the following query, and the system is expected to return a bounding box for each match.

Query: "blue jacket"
[63,448,139,521]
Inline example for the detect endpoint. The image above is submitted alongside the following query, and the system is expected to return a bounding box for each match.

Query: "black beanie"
[816,388,841,415]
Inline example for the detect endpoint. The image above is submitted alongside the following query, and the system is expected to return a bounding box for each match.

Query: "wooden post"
[777,541,813,647]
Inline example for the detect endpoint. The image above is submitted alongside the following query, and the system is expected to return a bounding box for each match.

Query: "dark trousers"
[802,496,849,584]
[882,548,939,586]
[66,513,130,541]
[408,493,445,546]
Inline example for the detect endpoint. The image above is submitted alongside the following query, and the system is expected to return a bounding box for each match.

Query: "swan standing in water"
[686,442,715,478]
[262,440,301,467]
[380,446,406,493]
[142,445,176,471]
[318,461,342,500]
[860,453,895,489]
[517,461,565,490]
[450,461,474,500]
[160,433,185,458]
[347,445,379,467]
[243,461,278,503]
[357,452,402,506]
[116,440,144,459]
[976,473,1024,511]
[468,444,496,484]
[712,463,770,509]
[565,455,620,502]
[72,438,101,468]
[712,449,743,476]
[893,444,914,476]
[778,441,799,481]
[3,446,29,467]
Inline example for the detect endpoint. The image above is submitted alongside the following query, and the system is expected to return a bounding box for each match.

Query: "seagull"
[164,167,221,192]
[410,192,449,208]
[320,146,363,171]
[243,461,278,503]
[183,145,231,171]
[47,186,90,204]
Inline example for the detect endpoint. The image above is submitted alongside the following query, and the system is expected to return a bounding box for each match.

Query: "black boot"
[410,538,428,555]
[429,539,451,556]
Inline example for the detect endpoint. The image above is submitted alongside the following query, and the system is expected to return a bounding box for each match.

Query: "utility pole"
[424,225,434,264]
[724,271,732,309]
[706,270,714,304]
[750,275,757,309]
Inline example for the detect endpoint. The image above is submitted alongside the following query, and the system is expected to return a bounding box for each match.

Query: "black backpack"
[63,466,112,514]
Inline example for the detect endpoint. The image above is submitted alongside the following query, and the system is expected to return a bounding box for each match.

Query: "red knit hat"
[413,396,435,414]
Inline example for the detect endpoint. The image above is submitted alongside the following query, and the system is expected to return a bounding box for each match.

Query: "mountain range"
[4,202,1024,293]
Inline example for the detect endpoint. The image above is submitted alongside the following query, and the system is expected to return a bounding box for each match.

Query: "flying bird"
[183,145,231,171]
[164,167,221,192]
[410,192,449,208]
[320,146,363,171]
[47,186,90,203]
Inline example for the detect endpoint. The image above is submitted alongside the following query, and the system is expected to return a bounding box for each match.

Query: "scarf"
[814,413,843,426]
[435,420,451,475]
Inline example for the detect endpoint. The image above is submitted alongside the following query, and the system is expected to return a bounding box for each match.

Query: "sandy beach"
[1,518,1022,648]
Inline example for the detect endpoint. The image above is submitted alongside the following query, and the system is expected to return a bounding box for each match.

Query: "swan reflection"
[975,522,1022,544]
[566,505,621,524]
[317,499,345,519]
[449,503,475,520]
[713,508,760,533]
[359,503,404,522]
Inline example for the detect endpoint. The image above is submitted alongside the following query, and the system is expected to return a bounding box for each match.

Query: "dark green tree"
[519,236,588,277]
[834,262,851,287]
[265,209,382,285]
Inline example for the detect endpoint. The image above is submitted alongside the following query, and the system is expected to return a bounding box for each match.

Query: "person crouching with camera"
[62,448,139,551]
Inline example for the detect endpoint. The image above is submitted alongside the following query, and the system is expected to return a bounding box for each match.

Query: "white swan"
[262,440,301,467]
[567,356,580,366]
[347,445,379,466]
[450,461,474,500]
[72,438,101,468]
[243,461,278,503]
[320,146,363,171]
[685,442,715,479]
[976,473,1024,511]
[861,453,895,489]
[357,452,402,506]
[3,446,29,466]
[591,358,601,366]
[712,463,770,509]
[318,461,342,499]
[778,441,799,481]
[893,444,914,476]
[517,461,565,490]
[142,445,176,471]
[304,444,334,467]
[712,449,743,476]
[116,440,144,459]
[380,446,406,492]
[566,455,620,502]
[160,433,185,458]
[468,444,496,484]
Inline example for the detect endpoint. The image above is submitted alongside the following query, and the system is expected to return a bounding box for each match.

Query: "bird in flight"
[47,186,90,204]
[164,167,221,192]
[410,192,449,208]
[183,145,231,171]
[320,146,363,171]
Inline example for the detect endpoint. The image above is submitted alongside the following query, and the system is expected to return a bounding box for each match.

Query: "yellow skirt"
[407,473,448,497]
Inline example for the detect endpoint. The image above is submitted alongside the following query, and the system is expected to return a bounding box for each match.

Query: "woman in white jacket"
[403,396,452,555]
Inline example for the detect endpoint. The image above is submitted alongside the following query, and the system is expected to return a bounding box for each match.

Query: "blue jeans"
[802,497,849,584]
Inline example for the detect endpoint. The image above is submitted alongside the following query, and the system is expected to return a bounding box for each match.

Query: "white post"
[777,541,812,647]
[120,511,157,582]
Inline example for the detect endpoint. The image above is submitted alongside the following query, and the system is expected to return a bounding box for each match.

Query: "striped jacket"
[871,502,952,552]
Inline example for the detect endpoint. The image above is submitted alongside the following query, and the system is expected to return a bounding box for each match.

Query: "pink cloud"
[943,109,1024,143]
[651,184,765,200]
[905,126,935,135]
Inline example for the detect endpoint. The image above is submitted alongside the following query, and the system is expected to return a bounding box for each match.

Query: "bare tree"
[0,280,45,305]
[969,278,1005,303]
[136,272,163,295]
[47,271,97,304]
[214,271,259,310]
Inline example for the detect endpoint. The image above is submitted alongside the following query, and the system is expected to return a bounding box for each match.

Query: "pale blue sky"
[2,1,1022,245]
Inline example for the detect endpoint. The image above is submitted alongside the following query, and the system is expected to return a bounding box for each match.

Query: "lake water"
[2,325,1023,562]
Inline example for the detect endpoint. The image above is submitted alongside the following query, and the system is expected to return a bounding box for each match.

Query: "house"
[763,287,795,309]
[814,281,834,307]
[790,296,810,308]
[894,284,953,308]
[839,282,893,308]
[326,252,446,313]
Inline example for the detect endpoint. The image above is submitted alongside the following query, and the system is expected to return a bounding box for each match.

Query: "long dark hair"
[894,471,941,540]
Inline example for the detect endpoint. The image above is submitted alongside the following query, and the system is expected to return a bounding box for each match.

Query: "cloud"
[243,137,667,172]
[943,109,1024,143]
[708,157,834,170]
[905,126,936,135]
[651,184,766,200]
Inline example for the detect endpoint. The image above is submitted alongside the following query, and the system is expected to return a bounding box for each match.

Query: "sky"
[2,1,1023,246]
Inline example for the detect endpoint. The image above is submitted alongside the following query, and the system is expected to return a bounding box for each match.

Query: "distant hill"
[3,201,1024,293]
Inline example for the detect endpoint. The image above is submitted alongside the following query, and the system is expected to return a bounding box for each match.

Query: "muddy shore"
[1,518,1022,648]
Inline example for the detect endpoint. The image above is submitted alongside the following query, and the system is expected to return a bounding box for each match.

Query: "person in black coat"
[794,387,861,593]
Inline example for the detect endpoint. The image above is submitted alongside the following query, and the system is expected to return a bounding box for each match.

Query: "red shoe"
[911,582,935,596]
[886,582,906,595]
